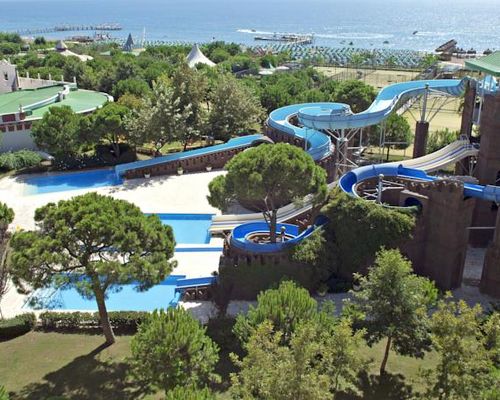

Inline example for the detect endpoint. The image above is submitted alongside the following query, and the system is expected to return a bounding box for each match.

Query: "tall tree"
[31,106,81,157]
[233,280,320,345]
[131,308,220,392]
[348,248,438,375]
[423,300,498,400]
[82,102,130,157]
[171,64,209,133]
[9,193,176,344]
[371,113,413,160]
[207,143,327,243]
[208,74,265,141]
[230,318,366,399]
[334,80,376,114]
[127,75,197,153]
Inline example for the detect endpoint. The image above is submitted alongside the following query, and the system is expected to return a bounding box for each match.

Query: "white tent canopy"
[186,44,215,68]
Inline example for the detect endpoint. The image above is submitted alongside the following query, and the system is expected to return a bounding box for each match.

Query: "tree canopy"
[370,113,413,160]
[348,248,438,374]
[9,193,176,343]
[82,102,130,156]
[426,128,459,154]
[208,74,265,141]
[230,282,366,399]
[423,299,499,400]
[31,105,82,156]
[131,308,220,392]
[321,189,415,278]
[208,143,327,242]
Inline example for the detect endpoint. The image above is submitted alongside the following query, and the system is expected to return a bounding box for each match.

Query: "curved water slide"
[339,163,500,203]
[296,78,469,130]
[209,139,477,233]
[210,78,474,233]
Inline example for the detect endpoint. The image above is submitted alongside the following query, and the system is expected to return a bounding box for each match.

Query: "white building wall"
[0,61,18,94]
[0,129,36,152]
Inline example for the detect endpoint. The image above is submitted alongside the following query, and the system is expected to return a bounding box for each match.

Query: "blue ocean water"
[0,0,498,52]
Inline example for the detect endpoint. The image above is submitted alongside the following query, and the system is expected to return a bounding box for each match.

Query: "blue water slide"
[230,215,329,254]
[115,134,267,177]
[268,103,334,161]
[339,164,500,203]
[297,78,469,130]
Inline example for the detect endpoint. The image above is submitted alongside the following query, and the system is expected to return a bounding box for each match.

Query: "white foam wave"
[237,29,394,41]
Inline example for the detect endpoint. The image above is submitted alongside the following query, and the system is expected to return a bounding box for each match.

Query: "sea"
[0,0,499,52]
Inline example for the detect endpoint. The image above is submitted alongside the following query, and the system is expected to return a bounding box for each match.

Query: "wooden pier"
[17,24,122,35]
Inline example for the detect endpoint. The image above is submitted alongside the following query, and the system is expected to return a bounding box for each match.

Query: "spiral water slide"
[209,78,477,233]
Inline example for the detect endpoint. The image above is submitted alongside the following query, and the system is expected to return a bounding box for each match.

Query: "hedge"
[217,261,319,301]
[0,313,36,340]
[39,311,150,331]
[0,150,42,171]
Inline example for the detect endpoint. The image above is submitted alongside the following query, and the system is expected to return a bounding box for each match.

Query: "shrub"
[0,150,42,171]
[131,308,220,392]
[0,312,36,340]
[0,385,9,400]
[39,310,149,331]
[164,385,215,400]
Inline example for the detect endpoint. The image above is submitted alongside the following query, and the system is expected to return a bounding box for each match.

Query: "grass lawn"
[1,330,438,400]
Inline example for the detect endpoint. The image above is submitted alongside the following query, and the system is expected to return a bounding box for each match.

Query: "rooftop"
[0,85,110,119]
[465,51,500,77]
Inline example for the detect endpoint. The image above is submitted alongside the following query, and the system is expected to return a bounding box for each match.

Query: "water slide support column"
[480,209,500,298]
[412,84,430,159]
[456,81,478,175]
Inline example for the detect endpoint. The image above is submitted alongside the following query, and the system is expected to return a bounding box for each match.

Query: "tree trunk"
[112,141,121,158]
[269,210,277,243]
[92,281,115,344]
[380,336,392,375]
[183,140,188,151]
[386,146,391,161]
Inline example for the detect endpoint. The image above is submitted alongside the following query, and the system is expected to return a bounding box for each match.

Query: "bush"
[0,150,42,171]
[217,260,319,300]
[164,385,215,400]
[39,310,149,331]
[0,313,36,340]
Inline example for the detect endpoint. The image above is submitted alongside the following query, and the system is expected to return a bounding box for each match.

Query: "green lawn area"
[1,331,438,400]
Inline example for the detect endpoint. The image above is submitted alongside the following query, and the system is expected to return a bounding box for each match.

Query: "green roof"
[0,85,109,119]
[0,86,61,115]
[465,52,500,77]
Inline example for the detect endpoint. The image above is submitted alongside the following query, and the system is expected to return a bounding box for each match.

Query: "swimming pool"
[25,275,186,311]
[156,213,213,244]
[23,168,121,195]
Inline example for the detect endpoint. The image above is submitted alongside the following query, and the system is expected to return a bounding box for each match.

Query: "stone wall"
[480,210,500,297]
[402,179,475,290]
[123,146,248,179]
[470,92,500,246]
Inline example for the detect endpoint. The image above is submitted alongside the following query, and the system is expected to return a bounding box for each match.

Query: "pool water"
[156,213,213,244]
[23,169,121,195]
[26,275,186,311]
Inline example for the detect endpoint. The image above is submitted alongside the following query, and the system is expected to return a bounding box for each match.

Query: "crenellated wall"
[402,179,475,290]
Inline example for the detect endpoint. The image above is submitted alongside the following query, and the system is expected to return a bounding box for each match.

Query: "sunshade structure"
[123,33,135,52]
[186,44,215,68]
[465,51,500,77]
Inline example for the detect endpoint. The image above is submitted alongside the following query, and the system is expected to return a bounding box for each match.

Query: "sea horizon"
[0,0,499,52]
